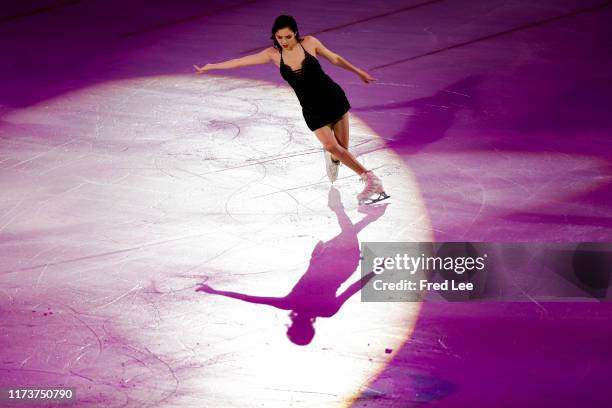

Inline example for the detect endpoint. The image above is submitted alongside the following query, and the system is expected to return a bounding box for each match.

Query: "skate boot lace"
[360,173,377,196]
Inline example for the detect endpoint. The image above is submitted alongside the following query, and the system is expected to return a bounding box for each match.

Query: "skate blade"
[359,192,390,206]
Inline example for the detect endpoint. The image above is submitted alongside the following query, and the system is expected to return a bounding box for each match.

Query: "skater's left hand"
[357,69,376,84]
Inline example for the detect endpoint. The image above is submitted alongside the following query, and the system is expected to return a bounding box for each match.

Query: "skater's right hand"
[193,63,214,74]
[357,69,376,84]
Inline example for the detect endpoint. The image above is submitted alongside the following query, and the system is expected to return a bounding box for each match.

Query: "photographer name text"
[372,279,474,291]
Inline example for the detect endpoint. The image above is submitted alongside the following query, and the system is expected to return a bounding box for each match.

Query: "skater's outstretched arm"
[309,36,375,83]
[194,48,274,74]
[196,284,291,310]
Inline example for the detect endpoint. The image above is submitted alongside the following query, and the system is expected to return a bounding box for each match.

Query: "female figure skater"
[194,15,389,205]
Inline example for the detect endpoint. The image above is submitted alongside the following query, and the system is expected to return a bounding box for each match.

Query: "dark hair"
[270,15,301,50]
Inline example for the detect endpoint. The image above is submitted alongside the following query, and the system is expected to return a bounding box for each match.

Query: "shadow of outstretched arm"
[354,203,389,233]
[196,284,292,310]
[335,271,376,307]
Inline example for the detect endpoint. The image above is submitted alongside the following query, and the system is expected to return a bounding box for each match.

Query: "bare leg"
[331,113,350,161]
[314,125,366,175]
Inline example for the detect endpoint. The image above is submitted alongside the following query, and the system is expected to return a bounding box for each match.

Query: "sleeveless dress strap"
[298,41,308,55]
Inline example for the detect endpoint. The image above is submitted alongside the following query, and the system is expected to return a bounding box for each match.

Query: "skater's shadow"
[353,75,484,153]
[196,187,387,345]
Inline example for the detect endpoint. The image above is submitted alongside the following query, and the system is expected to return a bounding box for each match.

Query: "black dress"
[280,42,351,131]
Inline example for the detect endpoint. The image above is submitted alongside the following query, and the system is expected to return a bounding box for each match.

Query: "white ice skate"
[357,170,390,205]
[324,150,340,183]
